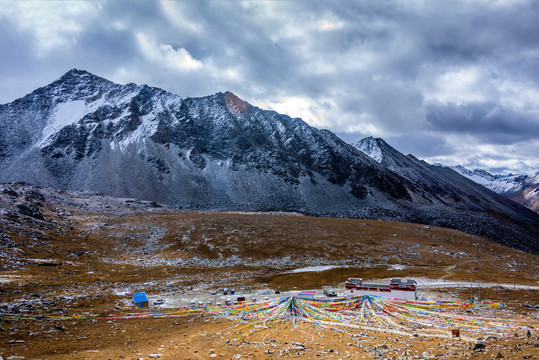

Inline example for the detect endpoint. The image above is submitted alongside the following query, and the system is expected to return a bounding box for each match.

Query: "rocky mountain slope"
[0,69,410,214]
[510,177,539,213]
[1,69,539,252]
[451,166,539,213]
[352,137,539,251]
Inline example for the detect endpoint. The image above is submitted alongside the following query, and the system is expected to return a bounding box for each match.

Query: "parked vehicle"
[324,289,337,297]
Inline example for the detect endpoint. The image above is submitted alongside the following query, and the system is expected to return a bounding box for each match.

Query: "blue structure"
[133,291,149,308]
[298,290,316,299]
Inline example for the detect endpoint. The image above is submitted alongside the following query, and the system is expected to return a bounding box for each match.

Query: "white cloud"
[160,1,204,35]
[315,19,344,31]
[342,116,383,136]
[429,67,494,104]
[0,1,99,54]
[427,65,539,116]
[421,135,539,175]
[253,95,387,137]
[497,78,539,114]
[461,0,529,7]
[254,96,327,128]
[1,0,538,175]
[136,33,203,72]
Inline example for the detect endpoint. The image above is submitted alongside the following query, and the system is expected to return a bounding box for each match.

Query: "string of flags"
[205,295,534,338]
[2,295,535,338]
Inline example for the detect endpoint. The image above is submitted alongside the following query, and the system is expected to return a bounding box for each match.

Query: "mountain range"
[1,69,538,252]
[450,166,539,213]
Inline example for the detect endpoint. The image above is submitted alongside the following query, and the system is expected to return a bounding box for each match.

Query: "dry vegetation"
[0,184,538,359]
[3,316,539,360]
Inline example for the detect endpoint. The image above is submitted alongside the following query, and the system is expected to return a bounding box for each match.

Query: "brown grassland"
[0,186,538,359]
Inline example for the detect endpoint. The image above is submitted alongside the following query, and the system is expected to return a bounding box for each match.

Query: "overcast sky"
[1,0,538,175]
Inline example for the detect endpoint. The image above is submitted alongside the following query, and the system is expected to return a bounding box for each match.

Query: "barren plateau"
[0,183,538,359]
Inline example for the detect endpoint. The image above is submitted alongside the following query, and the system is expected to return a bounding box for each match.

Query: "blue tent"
[133,291,149,308]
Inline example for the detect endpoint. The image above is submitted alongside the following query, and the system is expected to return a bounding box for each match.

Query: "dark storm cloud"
[0,17,59,103]
[178,1,304,92]
[1,0,538,173]
[0,20,33,74]
[426,102,539,145]
[77,28,139,66]
[386,132,454,158]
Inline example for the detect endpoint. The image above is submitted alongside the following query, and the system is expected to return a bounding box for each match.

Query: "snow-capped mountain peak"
[59,68,101,82]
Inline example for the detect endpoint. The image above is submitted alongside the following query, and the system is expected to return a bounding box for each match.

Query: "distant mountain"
[1,69,538,252]
[352,137,539,251]
[510,176,539,214]
[451,166,539,213]
[451,166,525,194]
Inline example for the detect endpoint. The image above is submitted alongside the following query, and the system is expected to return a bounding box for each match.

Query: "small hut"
[133,291,149,308]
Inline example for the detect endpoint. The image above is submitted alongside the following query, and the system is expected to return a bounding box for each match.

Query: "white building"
[343,278,417,300]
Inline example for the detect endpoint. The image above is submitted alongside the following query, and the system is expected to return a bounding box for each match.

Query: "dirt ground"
[1,184,538,359]
[1,306,538,359]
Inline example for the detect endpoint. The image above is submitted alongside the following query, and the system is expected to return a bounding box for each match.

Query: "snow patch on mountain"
[451,165,529,195]
[450,165,539,213]
[488,175,530,194]
[40,100,87,146]
[528,186,539,199]
[353,136,383,163]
